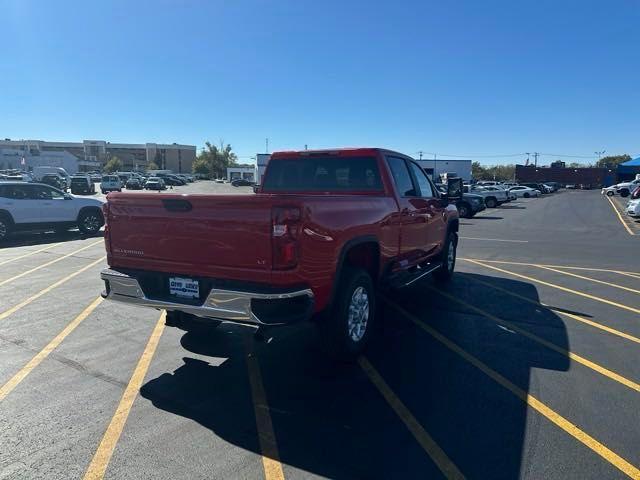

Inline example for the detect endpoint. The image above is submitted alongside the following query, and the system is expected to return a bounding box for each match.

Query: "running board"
[384,262,441,290]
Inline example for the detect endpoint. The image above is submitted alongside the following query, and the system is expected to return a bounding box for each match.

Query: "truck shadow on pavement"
[140,273,569,479]
[1,230,104,248]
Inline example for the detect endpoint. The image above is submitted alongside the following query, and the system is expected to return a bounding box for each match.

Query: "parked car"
[101,175,122,194]
[158,174,185,186]
[231,178,255,187]
[612,178,640,197]
[455,193,485,218]
[601,185,617,196]
[70,175,96,195]
[125,177,144,190]
[478,185,514,202]
[89,173,102,182]
[215,178,225,183]
[101,148,461,361]
[144,177,167,190]
[40,174,66,190]
[436,184,485,218]
[565,183,577,189]
[0,182,104,240]
[519,182,548,194]
[464,185,508,208]
[508,186,541,198]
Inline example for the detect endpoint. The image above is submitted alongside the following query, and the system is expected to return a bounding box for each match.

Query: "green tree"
[596,154,631,169]
[471,162,515,181]
[103,156,123,173]
[146,161,159,171]
[193,141,239,178]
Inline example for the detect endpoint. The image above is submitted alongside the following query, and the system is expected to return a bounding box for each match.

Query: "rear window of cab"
[262,156,382,192]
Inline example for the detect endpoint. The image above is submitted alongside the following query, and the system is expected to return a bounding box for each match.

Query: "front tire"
[78,209,104,235]
[319,267,376,362]
[0,215,11,242]
[524,192,530,198]
[606,190,614,196]
[433,232,457,283]
[457,202,472,218]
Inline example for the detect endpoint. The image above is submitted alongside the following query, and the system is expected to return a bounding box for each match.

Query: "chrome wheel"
[347,286,369,342]
[82,214,101,233]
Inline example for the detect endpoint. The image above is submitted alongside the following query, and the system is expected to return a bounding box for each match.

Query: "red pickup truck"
[101,148,460,360]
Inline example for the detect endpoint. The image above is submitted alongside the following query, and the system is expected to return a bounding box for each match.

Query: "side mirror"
[447,178,463,200]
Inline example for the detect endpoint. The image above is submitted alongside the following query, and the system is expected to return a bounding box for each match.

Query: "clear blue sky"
[1,0,638,164]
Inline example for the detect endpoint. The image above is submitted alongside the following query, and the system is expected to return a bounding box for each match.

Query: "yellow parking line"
[83,312,166,480]
[0,297,103,401]
[358,356,465,479]
[0,256,105,322]
[431,288,640,393]
[0,242,63,267]
[534,265,640,295]
[384,299,640,479]
[467,276,640,345]
[0,239,103,287]
[458,258,640,277]
[606,195,635,236]
[244,337,285,480]
[463,259,640,315]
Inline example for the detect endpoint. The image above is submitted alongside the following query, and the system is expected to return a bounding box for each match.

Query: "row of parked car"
[436,180,560,218]
[100,172,195,193]
[601,178,640,197]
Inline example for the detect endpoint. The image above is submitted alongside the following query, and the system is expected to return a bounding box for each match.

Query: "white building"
[256,154,271,185]
[0,148,93,175]
[227,166,256,182]
[415,159,472,182]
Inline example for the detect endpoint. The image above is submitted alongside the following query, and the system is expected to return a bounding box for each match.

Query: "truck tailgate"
[106,194,273,278]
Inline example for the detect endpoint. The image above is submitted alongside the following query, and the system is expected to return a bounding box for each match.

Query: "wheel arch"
[328,235,380,311]
[0,209,15,225]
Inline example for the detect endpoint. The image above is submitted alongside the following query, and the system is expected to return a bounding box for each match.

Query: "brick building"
[515,164,616,187]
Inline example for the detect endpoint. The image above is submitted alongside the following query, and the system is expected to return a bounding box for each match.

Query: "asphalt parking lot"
[1,187,639,479]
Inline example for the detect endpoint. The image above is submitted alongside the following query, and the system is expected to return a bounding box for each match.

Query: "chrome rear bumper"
[100,268,314,326]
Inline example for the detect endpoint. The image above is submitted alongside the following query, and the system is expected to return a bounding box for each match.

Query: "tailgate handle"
[162,199,193,212]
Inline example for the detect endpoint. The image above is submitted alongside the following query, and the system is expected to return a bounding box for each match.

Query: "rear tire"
[620,189,630,198]
[433,232,457,283]
[485,197,498,208]
[318,267,376,362]
[78,209,103,235]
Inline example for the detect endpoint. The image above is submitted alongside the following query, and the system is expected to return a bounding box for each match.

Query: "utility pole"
[304,144,308,150]
[418,151,423,160]
[533,152,539,168]
[265,138,269,154]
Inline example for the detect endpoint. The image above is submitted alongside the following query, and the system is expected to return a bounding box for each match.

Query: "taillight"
[272,206,301,269]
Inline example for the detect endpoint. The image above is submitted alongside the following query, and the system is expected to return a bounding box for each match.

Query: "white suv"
[0,182,105,241]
